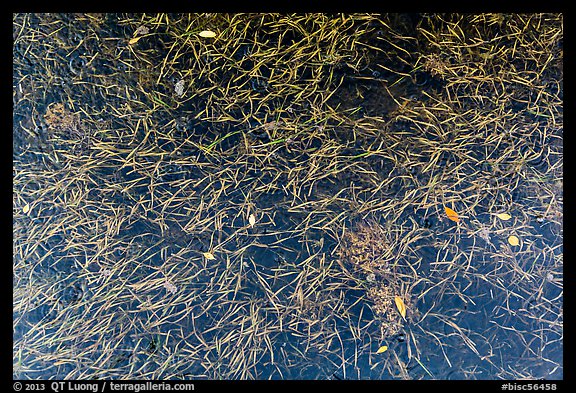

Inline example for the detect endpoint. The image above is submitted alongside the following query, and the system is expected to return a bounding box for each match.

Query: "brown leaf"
[134,25,149,36]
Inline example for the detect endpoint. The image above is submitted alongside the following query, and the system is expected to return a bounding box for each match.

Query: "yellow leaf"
[202,252,216,260]
[376,345,388,354]
[496,213,512,221]
[199,30,217,38]
[508,235,520,246]
[128,36,142,45]
[22,203,30,214]
[444,206,460,223]
[394,296,407,319]
[249,214,256,227]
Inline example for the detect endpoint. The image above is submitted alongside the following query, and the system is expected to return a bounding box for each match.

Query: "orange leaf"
[444,207,460,223]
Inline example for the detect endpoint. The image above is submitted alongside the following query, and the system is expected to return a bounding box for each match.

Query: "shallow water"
[13,13,562,380]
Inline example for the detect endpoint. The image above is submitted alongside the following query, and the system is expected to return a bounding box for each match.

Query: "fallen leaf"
[263,121,278,132]
[444,206,460,223]
[129,36,142,45]
[394,296,407,319]
[163,281,178,295]
[134,25,149,36]
[100,269,113,277]
[202,252,216,260]
[376,345,388,354]
[22,203,30,214]
[508,235,520,246]
[249,214,256,227]
[174,79,185,97]
[199,30,217,38]
[496,213,512,221]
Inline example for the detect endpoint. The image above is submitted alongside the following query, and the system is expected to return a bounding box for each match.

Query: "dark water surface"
[13,13,562,380]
